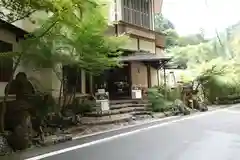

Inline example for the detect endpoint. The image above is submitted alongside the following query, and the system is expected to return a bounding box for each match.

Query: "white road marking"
[25,106,233,160]
[72,116,178,140]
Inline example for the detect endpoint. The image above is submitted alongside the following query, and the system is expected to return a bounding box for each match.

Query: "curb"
[42,135,73,146]
[72,115,178,140]
[40,114,178,147]
[36,105,232,147]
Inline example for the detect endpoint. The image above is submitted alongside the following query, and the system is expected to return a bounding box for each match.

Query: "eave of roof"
[0,19,28,38]
[118,51,172,62]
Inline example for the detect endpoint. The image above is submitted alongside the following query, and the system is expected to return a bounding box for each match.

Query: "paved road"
[4,104,240,160]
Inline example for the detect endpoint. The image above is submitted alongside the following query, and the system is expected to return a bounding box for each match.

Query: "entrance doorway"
[93,63,131,100]
[107,63,131,100]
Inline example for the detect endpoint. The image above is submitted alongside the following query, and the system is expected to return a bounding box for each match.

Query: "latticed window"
[122,0,151,29]
[0,40,13,82]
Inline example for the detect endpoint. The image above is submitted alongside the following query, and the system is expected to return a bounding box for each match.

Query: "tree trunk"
[58,81,63,106]
[0,55,22,133]
[53,67,63,106]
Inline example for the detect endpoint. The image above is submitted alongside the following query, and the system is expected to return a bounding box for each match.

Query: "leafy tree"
[0,0,126,133]
[168,28,240,103]
[163,29,179,48]
[154,13,175,32]
[154,14,207,48]
[154,13,179,48]
[177,33,207,47]
[0,0,98,23]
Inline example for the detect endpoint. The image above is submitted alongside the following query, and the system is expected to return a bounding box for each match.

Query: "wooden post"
[163,61,167,97]
[147,64,151,88]
[157,69,160,86]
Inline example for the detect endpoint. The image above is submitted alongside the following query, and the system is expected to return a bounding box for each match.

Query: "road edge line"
[25,106,231,160]
[72,115,178,140]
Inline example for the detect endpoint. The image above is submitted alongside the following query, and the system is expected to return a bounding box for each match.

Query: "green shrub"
[70,98,95,115]
[168,87,181,101]
[28,93,56,119]
[154,85,181,102]
[199,75,240,103]
[147,88,173,112]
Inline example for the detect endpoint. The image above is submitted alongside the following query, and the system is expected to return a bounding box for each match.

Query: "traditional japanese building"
[0,0,170,100]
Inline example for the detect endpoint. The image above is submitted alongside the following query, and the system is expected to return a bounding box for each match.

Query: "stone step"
[132,111,152,116]
[110,103,150,109]
[110,99,149,105]
[80,114,132,125]
[85,107,150,117]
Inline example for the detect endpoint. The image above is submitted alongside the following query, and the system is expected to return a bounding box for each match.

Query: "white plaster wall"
[139,40,155,53]
[131,62,148,88]
[156,47,164,55]
[120,37,138,51]
[107,0,122,24]
[151,0,155,30]
[150,67,158,87]
[0,28,19,96]
[158,69,187,87]
[158,70,165,85]
[115,0,123,21]
[15,64,62,96]
[0,27,62,97]
[165,69,187,84]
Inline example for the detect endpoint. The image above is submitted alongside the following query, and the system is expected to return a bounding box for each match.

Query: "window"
[0,40,13,82]
[62,65,82,93]
[123,0,151,29]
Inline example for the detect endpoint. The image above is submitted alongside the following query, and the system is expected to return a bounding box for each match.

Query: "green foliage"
[0,0,98,23]
[68,98,95,115]
[154,14,207,48]
[194,57,240,103]
[201,76,240,103]
[28,93,56,119]
[0,0,127,133]
[147,87,178,112]
[1,0,127,75]
[157,85,181,102]
[164,29,179,47]
[177,30,207,47]
[154,13,175,32]
[155,17,240,104]
[169,41,219,67]
[168,28,240,103]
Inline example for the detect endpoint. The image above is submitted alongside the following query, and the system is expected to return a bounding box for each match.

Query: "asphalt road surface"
[4,104,240,160]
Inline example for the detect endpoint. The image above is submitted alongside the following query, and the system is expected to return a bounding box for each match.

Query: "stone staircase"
[80,99,151,125]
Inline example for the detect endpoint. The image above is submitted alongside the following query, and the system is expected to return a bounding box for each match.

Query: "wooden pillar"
[163,61,167,97]
[81,69,85,94]
[163,66,166,88]
[128,62,132,98]
[89,74,93,94]
[147,64,151,88]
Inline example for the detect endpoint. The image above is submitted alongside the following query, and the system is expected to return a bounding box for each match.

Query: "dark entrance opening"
[107,63,131,100]
[93,63,131,100]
